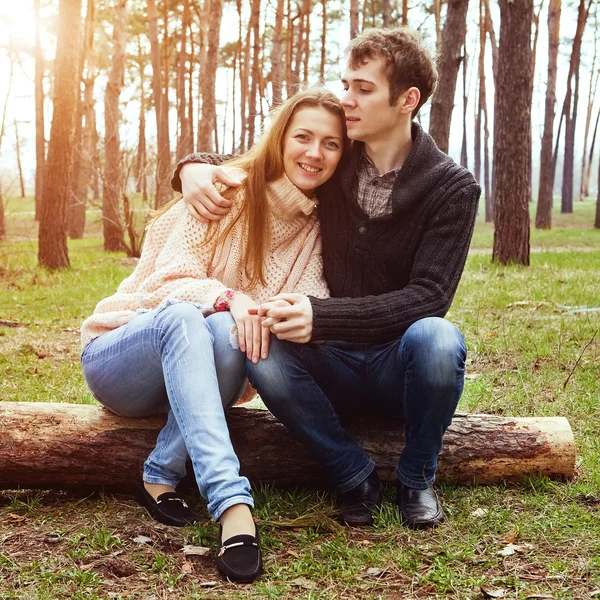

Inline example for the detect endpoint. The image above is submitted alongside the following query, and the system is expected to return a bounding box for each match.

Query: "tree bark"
[147,0,172,208]
[560,0,592,214]
[0,54,13,241]
[492,0,533,266]
[197,0,223,152]
[596,152,600,228]
[34,0,46,221]
[350,0,359,40]
[102,0,127,252]
[382,0,391,28]
[271,0,285,106]
[401,0,408,25]
[68,0,94,240]
[13,119,25,197]
[38,0,82,270]
[428,0,469,154]
[535,0,561,229]
[247,0,261,148]
[460,48,468,168]
[176,0,193,162]
[0,403,576,492]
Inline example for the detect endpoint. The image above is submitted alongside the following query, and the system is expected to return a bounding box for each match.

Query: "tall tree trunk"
[535,0,561,229]
[197,0,223,151]
[492,0,533,266]
[34,0,45,221]
[350,0,359,39]
[0,55,14,240]
[102,0,127,252]
[68,0,94,240]
[528,0,544,204]
[401,0,408,25]
[271,0,285,106]
[460,48,468,168]
[382,0,391,28]
[302,0,310,85]
[320,0,326,81]
[585,107,600,203]
[147,0,171,208]
[247,0,261,148]
[176,0,193,162]
[433,0,442,54]
[285,0,293,99]
[134,39,145,195]
[483,0,498,81]
[474,0,484,183]
[13,118,25,197]
[580,9,599,199]
[429,0,469,154]
[38,0,82,269]
[560,0,592,214]
[187,21,195,157]
[596,154,600,228]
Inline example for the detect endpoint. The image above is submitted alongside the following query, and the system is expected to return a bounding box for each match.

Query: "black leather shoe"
[135,485,196,527]
[215,525,263,583]
[396,482,444,529]
[339,471,383,527]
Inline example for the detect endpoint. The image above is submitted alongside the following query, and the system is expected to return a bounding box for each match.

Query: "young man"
[171,28,480,529]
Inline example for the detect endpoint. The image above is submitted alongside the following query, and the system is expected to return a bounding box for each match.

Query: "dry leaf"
[365,567,385,577]
[480,586,508,598]
[291,577,315,589]
[132,535,153,544]
[180,561,194,575]
[182,544,210,556]
[198,581,218,587]
[471,508,488,517]
[498,543,534,556]
[286,549,300,558]
[6,513,26,522]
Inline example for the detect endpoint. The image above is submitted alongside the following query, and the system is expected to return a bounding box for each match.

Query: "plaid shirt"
[354,149,401,218]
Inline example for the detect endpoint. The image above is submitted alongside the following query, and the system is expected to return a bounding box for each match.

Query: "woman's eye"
[296,134,309,140]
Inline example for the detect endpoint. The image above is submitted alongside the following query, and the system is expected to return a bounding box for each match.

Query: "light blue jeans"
[81,302,252,520]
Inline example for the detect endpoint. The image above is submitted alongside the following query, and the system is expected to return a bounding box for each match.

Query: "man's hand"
[229,293,271,363]
[254,293,314,344]
[180,163,242,223]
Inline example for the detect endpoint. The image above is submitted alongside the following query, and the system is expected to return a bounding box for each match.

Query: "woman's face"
[282,106,344,195]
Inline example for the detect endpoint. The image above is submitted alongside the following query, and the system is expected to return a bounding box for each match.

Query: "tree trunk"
[382,0,391,28]
[134,39,146,197]
[38,0,82,270]
[147,0,171,208]
[102,0,127,252]
[429,0,469,154]
[535,0,561,229]
[271,0,285,106]
[302,0,310,86]
[320,0,326,81]
[474,0,484,185]
[580,11,599,199]
[585,107,600,205]
[459,47,468,168]
[176,0,192,162]
[247,0,261,148]
[239,0,249,151]
[0,403,576,492]
[401,0,408,25]
[560,0,592,214]
[197,0,223,152]
[492,0,533,266]
[0,55,13,241]
[350,0,359,39]
[68,0,94,240]
[34,0,46,221]
[14,119,25,197]
[596,154,600,228]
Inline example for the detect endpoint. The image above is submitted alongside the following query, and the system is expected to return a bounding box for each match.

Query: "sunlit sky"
[0,1,597,196]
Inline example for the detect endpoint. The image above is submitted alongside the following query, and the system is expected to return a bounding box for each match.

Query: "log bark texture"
[0,402,576,493]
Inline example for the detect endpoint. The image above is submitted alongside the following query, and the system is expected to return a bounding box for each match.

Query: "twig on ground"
[563,328,599,389]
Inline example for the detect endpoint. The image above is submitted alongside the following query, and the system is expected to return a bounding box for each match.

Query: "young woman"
[80,89,346,583]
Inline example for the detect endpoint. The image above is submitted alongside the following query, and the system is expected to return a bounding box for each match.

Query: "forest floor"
[0,197,599,599]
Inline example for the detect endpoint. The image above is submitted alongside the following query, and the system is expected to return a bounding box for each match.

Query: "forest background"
[0,1,599,599]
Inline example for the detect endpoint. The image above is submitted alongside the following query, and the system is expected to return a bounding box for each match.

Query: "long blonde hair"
[154,88,348,289]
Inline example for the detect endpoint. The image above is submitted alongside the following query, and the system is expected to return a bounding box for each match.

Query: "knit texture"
[310,121,481,342]
[81,168,328,349]
[170,122,481,344]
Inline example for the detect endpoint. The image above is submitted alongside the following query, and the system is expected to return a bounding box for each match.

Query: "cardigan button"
[358,224,367,235]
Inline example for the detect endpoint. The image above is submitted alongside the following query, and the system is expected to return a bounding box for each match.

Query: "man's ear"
[399,87,421,114]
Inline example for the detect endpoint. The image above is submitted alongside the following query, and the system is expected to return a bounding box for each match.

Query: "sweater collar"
[267,174,318,219]
[339,121,452,212]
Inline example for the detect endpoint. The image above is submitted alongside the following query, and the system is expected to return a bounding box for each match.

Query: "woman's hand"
[229,293,270,362]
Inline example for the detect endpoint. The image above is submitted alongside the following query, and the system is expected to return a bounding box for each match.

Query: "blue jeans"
[81,303,252,520]
[246,317,466,492]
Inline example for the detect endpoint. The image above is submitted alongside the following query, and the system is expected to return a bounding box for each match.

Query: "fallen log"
[0,401,576,492]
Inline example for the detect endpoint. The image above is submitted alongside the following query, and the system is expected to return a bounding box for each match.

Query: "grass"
[0,196,599,598]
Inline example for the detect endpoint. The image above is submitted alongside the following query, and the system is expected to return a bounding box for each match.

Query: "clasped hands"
[230,292,313,364]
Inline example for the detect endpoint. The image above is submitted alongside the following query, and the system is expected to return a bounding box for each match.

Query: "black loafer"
[339,470,383,527]
[396,482,444,529]
[135,485,196,527]
[215,525,263,583]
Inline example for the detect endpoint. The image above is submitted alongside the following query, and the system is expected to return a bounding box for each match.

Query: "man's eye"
[359,89,371,94]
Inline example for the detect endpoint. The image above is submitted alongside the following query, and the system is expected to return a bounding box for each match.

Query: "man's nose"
[340,89,356,107]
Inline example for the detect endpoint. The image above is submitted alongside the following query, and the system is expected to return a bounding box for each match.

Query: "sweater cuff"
[309,296,336,342]
[170,152,233,193]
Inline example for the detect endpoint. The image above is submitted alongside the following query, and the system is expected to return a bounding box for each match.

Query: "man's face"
[341,56,406,144]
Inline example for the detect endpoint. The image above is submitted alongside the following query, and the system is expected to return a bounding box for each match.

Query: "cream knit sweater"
[80,169,329,349]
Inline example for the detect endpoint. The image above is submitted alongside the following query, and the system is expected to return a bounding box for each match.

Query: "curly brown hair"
[346,27,438,116]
